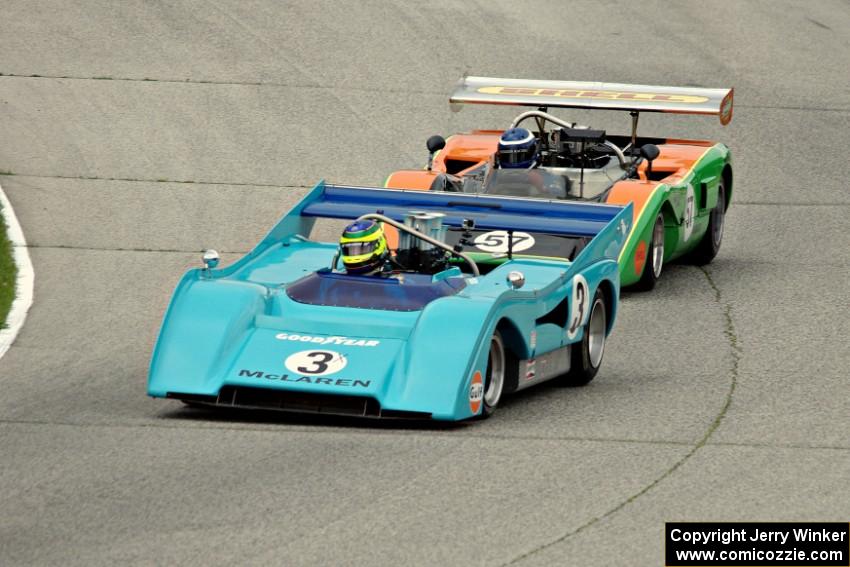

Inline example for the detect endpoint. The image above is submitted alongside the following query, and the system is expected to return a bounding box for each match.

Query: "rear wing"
[260,181,630,249]
[298,183,629,238]
[450,76,734,125]
[224,181,631,278]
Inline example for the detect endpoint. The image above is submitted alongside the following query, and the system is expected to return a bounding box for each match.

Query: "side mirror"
[506,271,525,290]
[640,144,660,161]
[427,135,446,153]
[202,249,220,269]
[426,135,446,171]
[202,249,220,278]
[640,144,660,178]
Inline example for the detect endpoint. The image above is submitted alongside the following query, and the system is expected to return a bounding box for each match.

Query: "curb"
[0,180,34,359]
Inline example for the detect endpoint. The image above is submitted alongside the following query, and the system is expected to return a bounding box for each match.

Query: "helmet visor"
[499,144,537,168]
[341,240,378,257]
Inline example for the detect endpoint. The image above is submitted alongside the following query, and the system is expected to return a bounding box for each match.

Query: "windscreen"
[286,270,466,312]
[485,169,570,200]
[457,163,620,201]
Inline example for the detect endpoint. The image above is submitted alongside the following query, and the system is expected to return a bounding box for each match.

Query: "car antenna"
[579,137,586,198]
[629,111,640,163]
[455,218,475,253]
[536,107,548,154]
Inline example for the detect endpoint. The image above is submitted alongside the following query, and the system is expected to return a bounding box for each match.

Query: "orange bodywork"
[384,132,501,193]
[382,171,441,249]
[634,240,648,276]
[635,144,712,184]
[382,132,715,254]
[384,226,400,250]
[605,179,661,221]
[384,170,440,191]
[605,143,711,221]
[432,132,499,174]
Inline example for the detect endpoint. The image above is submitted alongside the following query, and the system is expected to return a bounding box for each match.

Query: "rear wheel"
[687,178,726,265]
[480,331,506,418]
[633,213,664,291]
[560,292,607,387]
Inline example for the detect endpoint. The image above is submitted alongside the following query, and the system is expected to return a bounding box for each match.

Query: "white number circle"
[474,231,535,254]
[683,183,696,242]
[285,350,347,376]
[566,275,590,340]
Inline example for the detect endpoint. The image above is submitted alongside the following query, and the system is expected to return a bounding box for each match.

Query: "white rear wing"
[450,76,734,125]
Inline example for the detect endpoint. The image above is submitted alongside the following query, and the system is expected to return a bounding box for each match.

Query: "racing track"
[1,1,849,565]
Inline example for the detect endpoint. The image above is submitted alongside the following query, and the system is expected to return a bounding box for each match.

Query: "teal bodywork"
[148,182,632,421]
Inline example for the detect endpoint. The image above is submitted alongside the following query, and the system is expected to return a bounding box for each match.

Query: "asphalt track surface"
[1,1,849,565]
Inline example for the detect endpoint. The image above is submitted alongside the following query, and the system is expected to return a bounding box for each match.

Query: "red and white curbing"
[0,181,34,359]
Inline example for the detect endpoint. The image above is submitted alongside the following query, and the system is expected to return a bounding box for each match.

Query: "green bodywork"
[615,144,733,286]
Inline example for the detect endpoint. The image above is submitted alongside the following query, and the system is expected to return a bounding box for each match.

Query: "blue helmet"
[497,128,539,168]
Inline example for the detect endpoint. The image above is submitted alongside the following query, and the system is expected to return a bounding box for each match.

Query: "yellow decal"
[478,86,709,104]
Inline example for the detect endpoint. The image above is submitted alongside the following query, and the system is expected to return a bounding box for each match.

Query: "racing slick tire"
[687,178,726,265]
[559,291,607,387]
[480,330,507,418]
[633,213,665,291]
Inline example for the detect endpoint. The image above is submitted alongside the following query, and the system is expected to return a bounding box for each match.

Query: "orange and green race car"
[384,76,733,290]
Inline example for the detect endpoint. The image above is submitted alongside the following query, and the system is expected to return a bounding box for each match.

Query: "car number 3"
[285,350,348,376]
[566,275,590,340]
[568,284,585,335]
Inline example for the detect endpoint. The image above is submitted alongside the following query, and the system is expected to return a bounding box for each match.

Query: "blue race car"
[148,182,632,421]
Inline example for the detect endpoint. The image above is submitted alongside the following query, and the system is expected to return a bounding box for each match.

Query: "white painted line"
[0,180,34,359]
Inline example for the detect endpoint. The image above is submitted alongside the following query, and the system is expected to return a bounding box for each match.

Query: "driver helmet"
[497,127,539,168]
[340,219,389,274]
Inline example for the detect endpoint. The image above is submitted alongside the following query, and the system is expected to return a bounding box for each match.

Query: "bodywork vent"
[167,388,431,420]
[216,386,381,416]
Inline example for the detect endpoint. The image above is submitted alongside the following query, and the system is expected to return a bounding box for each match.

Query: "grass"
[0,203,16,330]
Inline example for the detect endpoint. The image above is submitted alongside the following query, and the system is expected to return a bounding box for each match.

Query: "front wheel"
[479,331,506,418]
[633,213,665,291]
[559,292,607,387]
